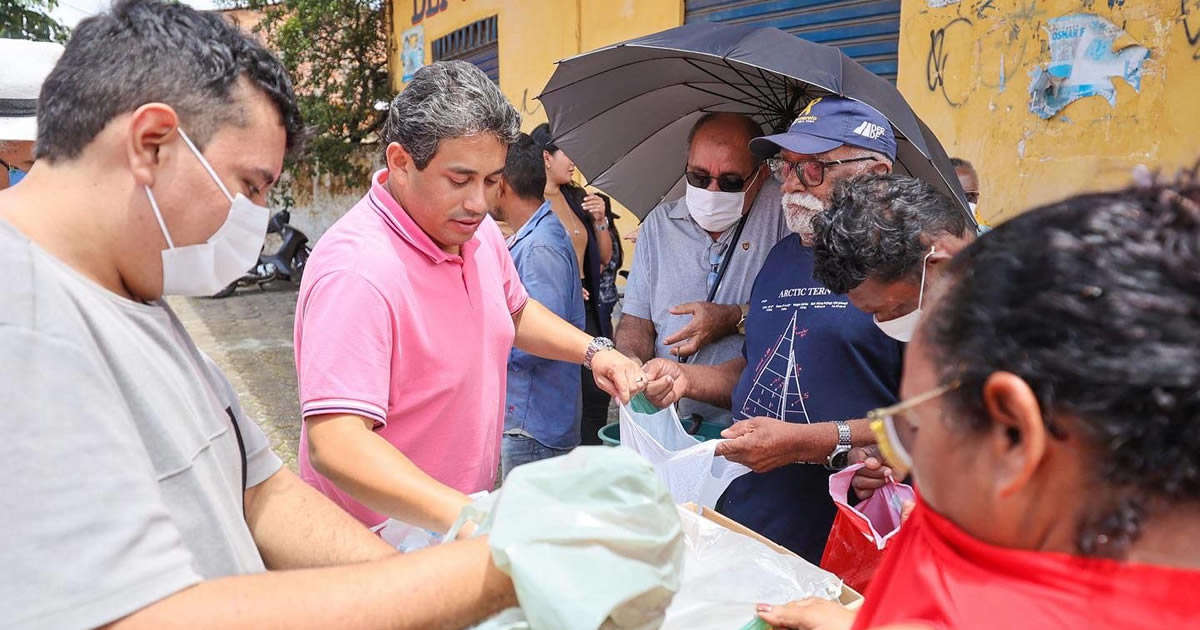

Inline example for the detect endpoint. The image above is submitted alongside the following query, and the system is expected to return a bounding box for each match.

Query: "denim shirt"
[504,201,586,448]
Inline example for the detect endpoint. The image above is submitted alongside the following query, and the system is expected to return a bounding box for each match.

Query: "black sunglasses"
[684,169,756,193]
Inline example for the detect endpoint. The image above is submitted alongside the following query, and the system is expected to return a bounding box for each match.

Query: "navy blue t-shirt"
[720,234,903,563]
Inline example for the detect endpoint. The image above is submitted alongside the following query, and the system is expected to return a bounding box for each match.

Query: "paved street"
[168,284,303,471]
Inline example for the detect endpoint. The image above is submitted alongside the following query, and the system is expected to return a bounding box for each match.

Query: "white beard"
[782,192,828,244]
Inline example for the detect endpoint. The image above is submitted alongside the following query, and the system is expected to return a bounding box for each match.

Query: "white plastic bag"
[459,447,685,630]
[662,505,843,629]
[618,402,750,508]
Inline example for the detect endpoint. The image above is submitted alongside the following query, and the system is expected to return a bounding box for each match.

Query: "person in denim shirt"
[492,134,586,478]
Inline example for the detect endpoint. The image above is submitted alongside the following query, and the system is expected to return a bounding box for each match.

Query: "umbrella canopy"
[540,23,971,224]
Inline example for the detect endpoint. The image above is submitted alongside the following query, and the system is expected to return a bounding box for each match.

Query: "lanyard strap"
[680,214,749,364]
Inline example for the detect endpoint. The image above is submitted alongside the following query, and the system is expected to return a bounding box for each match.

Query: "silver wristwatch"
[583,337,615,370]
[825,420,852,471]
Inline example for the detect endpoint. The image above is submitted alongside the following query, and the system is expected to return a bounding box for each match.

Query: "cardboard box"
[679,502,864,610]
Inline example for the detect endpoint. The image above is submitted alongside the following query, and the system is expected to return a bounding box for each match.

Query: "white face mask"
[873,246,935,342]
[145,128,270,297]
[684,169,759,232]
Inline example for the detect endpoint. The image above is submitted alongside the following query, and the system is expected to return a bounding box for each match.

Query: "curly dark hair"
[36,0,303,161]
[812,174,969,294]
[921,174,1200,558]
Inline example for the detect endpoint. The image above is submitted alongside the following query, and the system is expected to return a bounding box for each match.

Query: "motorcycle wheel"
[291,245,310,284]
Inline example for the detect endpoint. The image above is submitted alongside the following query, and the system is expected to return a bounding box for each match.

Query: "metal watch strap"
[835,420,851,447]
[583,337,614,370]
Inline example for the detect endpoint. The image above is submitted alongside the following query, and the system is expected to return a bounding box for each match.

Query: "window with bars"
[431,15,499,83]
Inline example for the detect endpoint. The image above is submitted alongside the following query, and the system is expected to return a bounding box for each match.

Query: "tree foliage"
[238,0,391,182]
[1,0,70,42]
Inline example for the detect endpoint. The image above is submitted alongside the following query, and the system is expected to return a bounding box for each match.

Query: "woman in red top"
[759,178,1200,630]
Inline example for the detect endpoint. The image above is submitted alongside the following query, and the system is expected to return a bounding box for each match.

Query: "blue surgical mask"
[8,167,25,187]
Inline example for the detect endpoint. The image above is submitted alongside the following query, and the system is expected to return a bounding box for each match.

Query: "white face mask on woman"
[873,246,935,342]
[144,128,270,297]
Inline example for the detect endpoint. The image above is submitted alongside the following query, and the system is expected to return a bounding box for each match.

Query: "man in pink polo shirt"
[295,61,646,533]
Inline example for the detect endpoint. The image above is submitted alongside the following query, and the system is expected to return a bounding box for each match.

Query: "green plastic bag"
[454,447,685,630]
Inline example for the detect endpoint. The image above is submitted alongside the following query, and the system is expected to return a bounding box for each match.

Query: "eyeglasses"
[766,156,878,186]
[964,191,980,204]
[867,380,960,478]
[685,169,755,193]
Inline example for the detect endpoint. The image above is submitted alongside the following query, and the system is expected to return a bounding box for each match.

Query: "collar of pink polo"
[367,168,480,264]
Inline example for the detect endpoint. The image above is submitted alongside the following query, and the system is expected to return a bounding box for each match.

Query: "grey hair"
[382,61,520,169]
[811,173,968,294]
[840,147,894,171]
[0,140,11,152]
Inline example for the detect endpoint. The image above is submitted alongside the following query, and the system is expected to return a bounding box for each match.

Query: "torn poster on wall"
[1027,14,1149,119]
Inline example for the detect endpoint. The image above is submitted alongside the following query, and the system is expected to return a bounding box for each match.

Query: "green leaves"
[239,0,391,182]
[1,0,71,43]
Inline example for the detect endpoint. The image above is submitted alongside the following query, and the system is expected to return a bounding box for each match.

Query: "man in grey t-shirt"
[0,2,514,628]
[616,113,786,425]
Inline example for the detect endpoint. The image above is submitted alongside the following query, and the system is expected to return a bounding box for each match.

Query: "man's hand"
[589,348,646,404]
[756,598,857,630]
[715,417,802,473]
[642,358,689,408]
[663,302,741,358]
[848,445,893,501]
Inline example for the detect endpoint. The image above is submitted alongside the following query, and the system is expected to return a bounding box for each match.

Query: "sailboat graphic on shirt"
[740,311,811,423]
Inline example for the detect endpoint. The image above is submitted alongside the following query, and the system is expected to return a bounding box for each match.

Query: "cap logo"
[853,121,887,140]
[792,97,823,125]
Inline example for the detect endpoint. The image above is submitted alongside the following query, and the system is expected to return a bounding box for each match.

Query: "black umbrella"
[539,23,972,224]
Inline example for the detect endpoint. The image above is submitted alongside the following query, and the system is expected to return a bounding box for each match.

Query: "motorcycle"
[212,209,310,298]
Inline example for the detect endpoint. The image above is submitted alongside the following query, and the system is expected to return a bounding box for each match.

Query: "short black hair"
[950,157,975,173]
[921,176,1200,558]
[36,0,302,162]
[530,122,558,154]
[812,174,968,294]
[503,133,545,202]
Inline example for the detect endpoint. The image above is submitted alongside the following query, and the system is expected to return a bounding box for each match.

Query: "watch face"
[831,450,850,470]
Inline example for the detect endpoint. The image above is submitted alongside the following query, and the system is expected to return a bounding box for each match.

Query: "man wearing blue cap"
[642,96,904,562]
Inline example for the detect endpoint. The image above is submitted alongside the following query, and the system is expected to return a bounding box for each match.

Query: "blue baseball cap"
[750,96,897,161]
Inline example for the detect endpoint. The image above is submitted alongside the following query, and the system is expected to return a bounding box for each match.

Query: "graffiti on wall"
[926,17,973,106]
[1183,0,1200,60]
[922,1,1045,107]
[918,0,1161,119]
[411,0,448,25]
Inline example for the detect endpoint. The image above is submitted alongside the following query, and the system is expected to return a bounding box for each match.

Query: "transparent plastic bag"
[618,401,750,508]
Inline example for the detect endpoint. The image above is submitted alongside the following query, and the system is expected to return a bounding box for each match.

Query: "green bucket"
[598,394,728,446]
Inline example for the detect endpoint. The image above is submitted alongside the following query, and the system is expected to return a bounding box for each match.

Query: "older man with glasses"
[643,97,904,563]
[615,112,786,428]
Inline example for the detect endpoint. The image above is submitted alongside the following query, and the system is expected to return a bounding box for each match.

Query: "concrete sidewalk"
[168,284,302,471]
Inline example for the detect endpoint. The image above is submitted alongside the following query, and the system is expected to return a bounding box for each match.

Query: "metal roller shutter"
[432,15,500,83]
[685,0,901,83]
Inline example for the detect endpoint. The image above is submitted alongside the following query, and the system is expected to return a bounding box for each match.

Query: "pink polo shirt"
[295,169,528,527]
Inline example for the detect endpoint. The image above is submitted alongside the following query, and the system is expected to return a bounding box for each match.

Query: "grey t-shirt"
[0,218,282,629]
[623,181,787,424]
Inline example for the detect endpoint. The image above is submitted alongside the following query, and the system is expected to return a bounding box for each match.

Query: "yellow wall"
[393,0,683,265]
[897,1,1200,225]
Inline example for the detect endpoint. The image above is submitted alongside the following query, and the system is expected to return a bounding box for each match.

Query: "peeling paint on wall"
[927,0,960,7]
[1027,14,1149,119]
